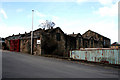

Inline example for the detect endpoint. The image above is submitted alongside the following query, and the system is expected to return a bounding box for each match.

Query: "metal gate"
[10,39,20,52]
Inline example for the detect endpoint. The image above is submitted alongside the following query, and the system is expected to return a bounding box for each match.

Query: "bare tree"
[38,20,55,29]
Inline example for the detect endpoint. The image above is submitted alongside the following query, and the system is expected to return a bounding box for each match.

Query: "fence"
[70,48,120,65]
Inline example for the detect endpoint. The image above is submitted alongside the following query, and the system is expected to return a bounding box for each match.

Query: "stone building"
[40,27,67,56]
[82,30,110,48]
[5,27,71,56]
[68,33,83,49]
[5,27,111,57]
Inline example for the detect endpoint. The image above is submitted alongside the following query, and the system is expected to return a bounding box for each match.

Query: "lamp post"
[31,10,34,55]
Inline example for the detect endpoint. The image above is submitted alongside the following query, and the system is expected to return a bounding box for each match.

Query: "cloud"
[27,10,60,29]
[76,0,88,3]
[16,8,23,13]
[0,0,94,2]
[0,9,8,19]
[27,10,47,19]
[76,0,119,17]
[56,18,91,35]
[56,18,117,43]
[94,2,118,17]
[0,23,27,38]
[88,20,118,43]
[76,0,119,6]
[35,10,46,18]
[38,19,46,24]
[48,16,59,23]
[98,0,114,5]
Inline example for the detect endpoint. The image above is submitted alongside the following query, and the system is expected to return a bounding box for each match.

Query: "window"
[56,33,61,41]
[104,40,105,46]
[91,40,93,48]
[85,41,88,48]
[79,38,81,47]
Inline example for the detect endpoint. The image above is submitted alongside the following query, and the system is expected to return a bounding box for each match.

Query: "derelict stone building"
[82,30,110,48]
[5,27,111,57]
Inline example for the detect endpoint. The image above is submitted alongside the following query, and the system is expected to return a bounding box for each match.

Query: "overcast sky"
[0,0,119,43]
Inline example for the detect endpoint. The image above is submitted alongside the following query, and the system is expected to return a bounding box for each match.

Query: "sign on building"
[37,40,41,44]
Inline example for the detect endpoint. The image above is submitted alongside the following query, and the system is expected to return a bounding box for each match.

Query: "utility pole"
[31,10,34,55]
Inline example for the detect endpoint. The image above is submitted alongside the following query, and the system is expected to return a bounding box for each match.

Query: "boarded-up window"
[104,40,105,46]
[56,33,61,41]
[85,41,88,48]
[79,38,81,47]
[91,39,93,48]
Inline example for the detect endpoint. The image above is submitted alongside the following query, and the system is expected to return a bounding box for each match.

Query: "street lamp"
[31,10,34,55]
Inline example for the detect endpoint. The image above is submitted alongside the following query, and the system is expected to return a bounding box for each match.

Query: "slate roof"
[82,29,110,40]
[68,33,81,38]
[68,34,78,37]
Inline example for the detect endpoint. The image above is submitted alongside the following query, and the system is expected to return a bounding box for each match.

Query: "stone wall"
[20,39,31,54]
[5,40,10,50]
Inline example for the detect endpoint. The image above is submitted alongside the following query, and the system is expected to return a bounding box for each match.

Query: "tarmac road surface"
[2,50,120,78]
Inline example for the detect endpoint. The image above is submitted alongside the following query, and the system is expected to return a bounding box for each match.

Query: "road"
[2,50,120,78]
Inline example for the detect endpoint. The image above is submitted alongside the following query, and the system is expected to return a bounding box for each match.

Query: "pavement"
[2,50,120,78]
